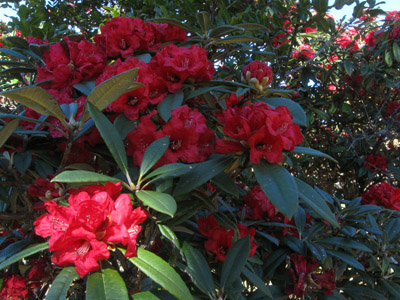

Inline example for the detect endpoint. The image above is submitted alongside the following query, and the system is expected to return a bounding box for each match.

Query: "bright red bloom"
[0,274,31,300]
[292,44,314,60]
[34,182,148,277]
[241,61,273,93]
[362,182,400,211]
[363,154,387,173]
[336,32,359,51]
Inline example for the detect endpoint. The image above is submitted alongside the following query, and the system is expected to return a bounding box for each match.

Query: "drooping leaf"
[143,163,193,181]
[253,161,298,219]
[0,86,67,128]
[136,190,177,217]
[292,146,338,163]
[139,136,170,178]
[157,90,184,122]
[86,269,129,300]
[45,267,79,300]
[262,97,307,126]
[242,267,272,298]
[128,248,193,300]
[220,236,250,290]
[88,102,129,178]
[319,237,372,252]
[209,25,244,38]
[0,48,29,60]
[52,170,121,183]
[158,224,180,249]
[0,119,20,149]
[326,249,365,270]
[0,242,48,270]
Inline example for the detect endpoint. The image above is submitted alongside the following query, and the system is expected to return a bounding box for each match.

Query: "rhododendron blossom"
[363,154,387,173]
[0,274,31,299]
[34,182,148,277]
[362,182,400,211]
[292,44,315,59]
[241,60,273,93]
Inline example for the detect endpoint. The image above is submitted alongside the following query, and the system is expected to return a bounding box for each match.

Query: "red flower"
[363,154,387,173]
[292,44,315,60]
[385,102,400,120]
[0,274,31,300]
[25,36,49,44]
[241,61,273,93]
[34,182,148,277]
[362,182,400,211]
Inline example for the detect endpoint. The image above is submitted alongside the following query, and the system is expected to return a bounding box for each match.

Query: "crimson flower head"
[0,274,31,300]
[34,182,148,277]
[385,102,400,120]
[362,182,400,211]
[292,44,315,60]
[241,61,273,93]
[363,154,387,173]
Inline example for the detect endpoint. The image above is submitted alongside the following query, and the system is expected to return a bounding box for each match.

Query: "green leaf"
[294,178,339,227]
[187,85,227,99]
[242,267,272,298]
[292,146,338,163]
[380,280,400,298]
[0,48,29,60]
[0,86,67,128]
[319,237,372,252]
[0,66,37,74]
[210,35,263,45]
[86,269,129,300]
[52,170,121,183]
[262,97,307,126]
[73,81,95,96]
[343,61,354,76]
[209,25,244,38]
[312,0,328,13]
[253,161,298,219]
[196,11,210,32]
[212,172,239,198]
[182,242,215,296]
[45,267,79,300]
[113,113,137,140]
[158,224,180,249]
[235,23,269,32]
[0,242,47,270]
[326,249,365,270]
[14,151,32,174]
[143,163,193,181]
[393,43,400,63]
[88,102,129,178]
[128,248,193,300]
[334,0,347,9]
[220,236,250,290]
[174,156,233,196]
[385,51,393,67]
[139,136,169,178]
[157,90,184,122]
[86,68,141,112]
[131,292,160,300]
[136,190,177,217]
[0,119,20,149]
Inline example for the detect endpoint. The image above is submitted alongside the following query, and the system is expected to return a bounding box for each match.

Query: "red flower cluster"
[0,274,31,300]
[285,254,336,297]
[241,61,273,93]
[197,214,257,261]
[215,102,303,164]
[386,102,400,120]
[292,44,315,60]
[127,105,215,166]
[363,154,387,173]
[361,182,400,211]
[34,182,148,277]
[336,29,360,51]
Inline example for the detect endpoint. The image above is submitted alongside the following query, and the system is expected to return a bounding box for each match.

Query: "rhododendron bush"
[0,0,400,299]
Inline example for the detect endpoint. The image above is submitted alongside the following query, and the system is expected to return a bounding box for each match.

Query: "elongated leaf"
[86,269,129,300]
[128,248,193,300]
[235,23,270,32]
[262,97,307,126]
[157,90,184,122]
[187,85,227,99]
[212,172,239,198]
[45,267,79,300]
[139,136,169,178]
[326,249,365,270]
[14,151,32,174]
[209,25,244,38]
[319,237,372,252]
[182,242,215,296]
[292,146,338,163]
[87,68,141,111]
[158,224,180,249]
[73,81,95,96]
[295,178,339,227]
[143,163,193,181]
[0,118,19,149]
[0,48,29,60]
[0,86,67,127]
[174,156,233,196]
[0,60,33,67]
[253,161,298,219]
[242,267,272,297]
[5,37,30,49]
[210,35,263,45]
[393,43,400,63]
[136,190,177,217]
[52,170,121,183]
[220,236,250,290]
[131,292,160,300]
[0,242,48,270]
[196,11,210,32]
[0,67,36,74]
[88,102,129,177]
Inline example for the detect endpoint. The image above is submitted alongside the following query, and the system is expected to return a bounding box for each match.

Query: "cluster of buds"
[241,60,273,93]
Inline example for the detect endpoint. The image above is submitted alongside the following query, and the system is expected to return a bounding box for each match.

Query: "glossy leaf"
[157,90,184,122]
[253,161,298,219]
[88,102,129,177]
[0,86,67,128]
[0,118,20,149]
[262,97,307,126]
[0,48,29,60]
[393,43,400,63]
[139,136,169,178]
[45,267,79,300]
[143,163,193,181]
[319,237,372,252]
[52,170,121,183]
[326,249,365,270]
[158,224,180,249]
[212,172,239,198]
[292,146,338,163]
[0,242,47,270]
[86,269,129,300]
[220,236,250,290]
[242,267,272,298]
[131,292,160,300]
[136,190,177,217]
[128,248,193,300]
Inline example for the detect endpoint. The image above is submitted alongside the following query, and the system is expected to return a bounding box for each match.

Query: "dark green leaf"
[210,35,263,45]
[212,172,239,198]
[196,11,210,32]
[139,136,169,178]
[319,237,372,252]
[174,156,233,196]
[209,25,244,38]
[253,161,298,219]
[220,236,250,290]
[86,269,129,300]
[385,51,393,67]
[0,67,36,74]
[312,0,328,13]
[113,113,137,140]
[136,190,177,217]
[0,48,29,60]
[380,280,400,298]
[326,249,365,270]
[88,102,129,178]
[45,267,79,300]
[52,170,121,183]
[182,242,215,296]
[5,37,30,49]
[143,163,193,181]
[242,267,272,298]
[262,97,307,126]
[128,248,193,300]
[295,178,339,227]
[292,146,338,163]
[0,119,20,149]
[157,90,184,122]
[0,242,47,270]
[187,85,227,99]
[14,151,32,174]
[235,23,269,32]
[73,81,95,96]
[158,224,180,249]
[305,241,327,262]
[343,61,354,76]
[393,43,400,63]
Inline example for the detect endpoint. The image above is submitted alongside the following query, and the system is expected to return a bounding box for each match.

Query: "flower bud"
[241,61,273,93]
